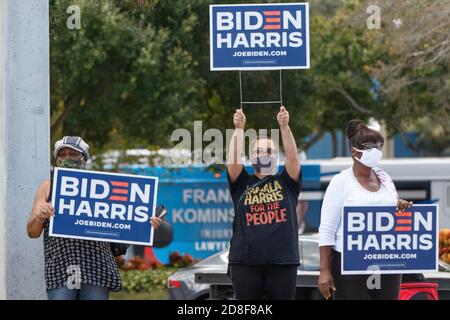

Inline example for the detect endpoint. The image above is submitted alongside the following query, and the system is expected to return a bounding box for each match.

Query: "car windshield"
[195,251,228,267]
[194,237,320,271]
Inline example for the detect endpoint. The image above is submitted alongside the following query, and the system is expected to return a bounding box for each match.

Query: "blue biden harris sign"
[49,168,159,246]
[342,205,439,275]
[210,3,310,70]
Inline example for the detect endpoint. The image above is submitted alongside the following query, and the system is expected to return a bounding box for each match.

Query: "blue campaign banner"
[210,3,310,70]
[49,168,158,246]
[342,205,439,274]
[155,180,233,261]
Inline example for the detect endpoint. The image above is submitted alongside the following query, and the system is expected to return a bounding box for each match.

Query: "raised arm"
[277,106,300,181]
[227,108,246,182]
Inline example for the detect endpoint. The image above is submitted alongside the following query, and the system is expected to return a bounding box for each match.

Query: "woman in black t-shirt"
[227,106,302,300]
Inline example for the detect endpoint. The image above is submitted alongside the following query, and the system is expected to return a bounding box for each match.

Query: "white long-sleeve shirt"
[319,167,398,253]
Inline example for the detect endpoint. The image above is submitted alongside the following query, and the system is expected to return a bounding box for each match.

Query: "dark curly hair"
[346,119,384,150]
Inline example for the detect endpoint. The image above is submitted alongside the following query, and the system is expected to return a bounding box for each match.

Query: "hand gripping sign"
[210,3,310,71]
[50,168,159,246]
[342,205,439,275]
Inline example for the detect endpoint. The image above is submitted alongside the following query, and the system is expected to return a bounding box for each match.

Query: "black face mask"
[252,155,277,175]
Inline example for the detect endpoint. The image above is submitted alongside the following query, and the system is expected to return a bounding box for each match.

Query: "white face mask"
[353,147,383,168]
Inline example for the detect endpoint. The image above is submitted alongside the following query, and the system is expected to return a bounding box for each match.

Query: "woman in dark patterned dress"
[26,136,162,300]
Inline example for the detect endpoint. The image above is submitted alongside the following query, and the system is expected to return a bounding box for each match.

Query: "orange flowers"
[439,229,450,263]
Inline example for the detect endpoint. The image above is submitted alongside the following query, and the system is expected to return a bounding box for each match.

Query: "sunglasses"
[252,148,277,156]
[361,142,384,150]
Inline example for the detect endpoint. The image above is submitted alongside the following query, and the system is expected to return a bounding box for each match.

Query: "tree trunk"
[331,131,338,158]
[341,130,348,157]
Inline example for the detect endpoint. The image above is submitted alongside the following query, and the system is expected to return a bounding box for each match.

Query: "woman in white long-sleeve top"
[318,120,413,300]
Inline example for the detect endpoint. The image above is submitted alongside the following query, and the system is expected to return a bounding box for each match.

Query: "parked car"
[168,234,321,300]
[168,233,450,300]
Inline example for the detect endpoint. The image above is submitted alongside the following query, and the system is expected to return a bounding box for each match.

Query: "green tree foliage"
[50,0,449,157]
[343,0,450,155]
[50,0,202,151]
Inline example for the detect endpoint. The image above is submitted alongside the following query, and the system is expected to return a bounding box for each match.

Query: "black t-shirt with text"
[227,167,302,266]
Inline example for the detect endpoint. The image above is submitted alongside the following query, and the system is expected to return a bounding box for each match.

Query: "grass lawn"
[110,288,168,300]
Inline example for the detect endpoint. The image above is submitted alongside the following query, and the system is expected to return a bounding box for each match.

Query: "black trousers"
[331,250,402,300]
[228,264,297,300]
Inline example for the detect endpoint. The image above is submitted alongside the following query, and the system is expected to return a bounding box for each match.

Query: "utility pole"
[0,0,49,299]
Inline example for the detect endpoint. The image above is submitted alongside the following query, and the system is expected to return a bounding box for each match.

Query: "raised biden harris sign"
[209,3,310,70]
[50,168,159,245]
[342,205,438,274]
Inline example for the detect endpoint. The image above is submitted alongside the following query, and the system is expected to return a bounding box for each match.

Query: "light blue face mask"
[252,155,278,175]
[353,147,383,168]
